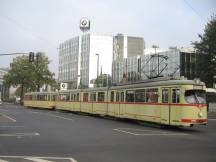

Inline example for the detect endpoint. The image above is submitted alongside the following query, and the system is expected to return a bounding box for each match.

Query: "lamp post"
[96,54,99,87]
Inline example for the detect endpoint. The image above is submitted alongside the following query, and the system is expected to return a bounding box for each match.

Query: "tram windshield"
[185,90,206,104]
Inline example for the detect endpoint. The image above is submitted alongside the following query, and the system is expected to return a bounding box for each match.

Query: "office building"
[113,34,145,60]
[112,48,198,84]
[59,34,113,89]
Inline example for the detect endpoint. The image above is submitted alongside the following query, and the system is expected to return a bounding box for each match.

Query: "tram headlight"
[198,112,203,117]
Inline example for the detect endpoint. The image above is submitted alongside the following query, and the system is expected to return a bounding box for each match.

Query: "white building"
[59,33,113,89]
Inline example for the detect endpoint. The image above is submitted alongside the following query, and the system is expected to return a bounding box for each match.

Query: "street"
[0,103,216,162]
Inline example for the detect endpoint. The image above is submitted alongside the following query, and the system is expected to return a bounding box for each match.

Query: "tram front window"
[185,90,206,104]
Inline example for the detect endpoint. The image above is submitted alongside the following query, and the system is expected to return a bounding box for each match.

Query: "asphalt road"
[0,103,215,162]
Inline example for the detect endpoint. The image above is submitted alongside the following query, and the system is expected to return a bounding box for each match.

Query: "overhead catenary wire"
[183,0,207,23]
[0,11,57,49]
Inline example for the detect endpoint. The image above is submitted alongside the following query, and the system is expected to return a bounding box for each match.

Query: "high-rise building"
[59,34,113,89]
[113,34,145,60]
[59,33,145,89]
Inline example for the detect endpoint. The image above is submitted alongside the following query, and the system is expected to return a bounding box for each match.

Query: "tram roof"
[109,78,205,90]
[25,91,56,95]
[25,77,205,95]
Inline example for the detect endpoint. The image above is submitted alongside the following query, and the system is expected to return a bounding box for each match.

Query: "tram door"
[114,91,124,117]
[161,88,171,125]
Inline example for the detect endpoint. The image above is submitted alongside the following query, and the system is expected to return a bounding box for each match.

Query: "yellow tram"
[24,92,56,109]
[24,78,208,127]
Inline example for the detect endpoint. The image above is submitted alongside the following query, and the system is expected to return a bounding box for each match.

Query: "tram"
[24,92,56,109]
[24,77,208,127]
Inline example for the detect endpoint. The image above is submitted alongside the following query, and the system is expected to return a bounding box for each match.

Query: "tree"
[32,52,56,91]
[3,53,56,103]
[193,15,216,87]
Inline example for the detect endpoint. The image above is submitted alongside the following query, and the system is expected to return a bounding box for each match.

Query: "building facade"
[113,34,145,60]
[112,48,198,84]
[59,34,113,89]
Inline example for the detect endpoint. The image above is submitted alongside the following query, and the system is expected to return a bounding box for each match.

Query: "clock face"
[80,18,90,30]
[81,20,87,26]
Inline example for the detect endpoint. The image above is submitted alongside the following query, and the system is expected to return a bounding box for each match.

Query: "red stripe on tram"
[181,119,208,123]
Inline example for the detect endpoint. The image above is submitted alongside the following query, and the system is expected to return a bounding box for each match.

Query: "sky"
[0,0,215,77]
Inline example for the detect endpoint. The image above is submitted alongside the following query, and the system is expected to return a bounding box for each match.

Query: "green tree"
[3,53,56,103]
[32,52,56,91]
[193,16,216,87]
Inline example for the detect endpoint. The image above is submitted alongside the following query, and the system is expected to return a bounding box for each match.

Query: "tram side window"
[76,93,80,101]
[51,95,56,101]
[90,93,96,102]
[162,89,169,103]
[146,88,159,103]
[66,94,70,101]
[110,91,115,102]
[73,94,77,101]
[120,92,124,102]
[172,89,180,103]
[126,90,135,102]
[98,92,105,102]
[116,92,120,102]
[83,93,89,102]
[41,95,47,101]
[135,89,145,102]
[60,94,66,101]
[70,94,73,101]
[47,95,50,101]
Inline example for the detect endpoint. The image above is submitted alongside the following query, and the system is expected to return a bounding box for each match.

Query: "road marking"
[0,125,24,128]
[37,112,75,121]
[25,157,54,162]
[0,132,40,137]
[0,109,10,112]
[29,110,77,121]
[0,158,9,162]
[30,112,40,114]
[0,113,16,122]
[0,156,78,162]
[113,128,188,136]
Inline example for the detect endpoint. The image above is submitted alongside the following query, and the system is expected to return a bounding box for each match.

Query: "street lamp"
[96,54,99,87]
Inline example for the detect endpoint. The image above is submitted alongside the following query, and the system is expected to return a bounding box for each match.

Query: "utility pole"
[96,54,99,87]
[152,45,159,76]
